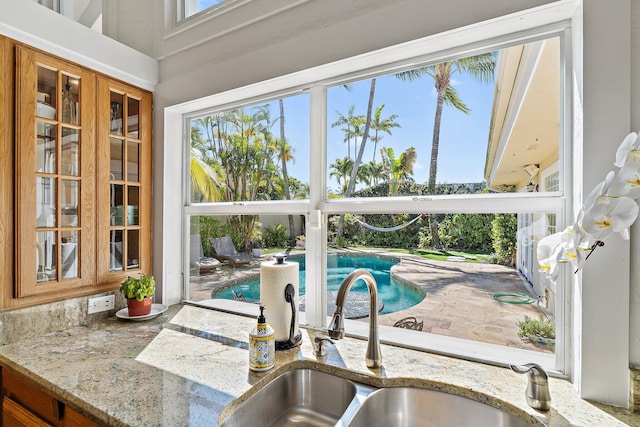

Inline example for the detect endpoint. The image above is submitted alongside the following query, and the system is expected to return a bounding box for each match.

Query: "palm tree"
[396,53,496,246]
[370,103,400,162]
[331,105,364,158]
[189,148,225,202]
[364,160,386,187]
[329,156,354,194]
[278,98,296,241]
[396,53,495,192]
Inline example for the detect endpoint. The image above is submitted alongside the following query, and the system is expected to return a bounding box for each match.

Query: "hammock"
[356,214,424,233]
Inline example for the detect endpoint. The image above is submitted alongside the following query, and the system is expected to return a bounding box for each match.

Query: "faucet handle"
[510,363,551,411]
[314,334,335,357]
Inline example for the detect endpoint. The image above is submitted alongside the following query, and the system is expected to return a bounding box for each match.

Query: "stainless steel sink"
[345,387,534,427]
[220,369,361,427]
[221,368,540,427]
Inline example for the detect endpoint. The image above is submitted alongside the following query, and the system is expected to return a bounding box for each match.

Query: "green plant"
[516,314,555,341]
[264,223,288,248]
[120,273,156,301]
[491,214,517,266]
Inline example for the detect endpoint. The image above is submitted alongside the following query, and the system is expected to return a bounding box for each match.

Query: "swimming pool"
[212,254,425,315]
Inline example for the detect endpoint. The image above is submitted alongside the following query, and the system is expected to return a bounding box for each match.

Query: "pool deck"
[188,251,551,353]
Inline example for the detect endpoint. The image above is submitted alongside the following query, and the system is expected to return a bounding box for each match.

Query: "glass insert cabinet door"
[15,46,96,297]
[98,77,151,281]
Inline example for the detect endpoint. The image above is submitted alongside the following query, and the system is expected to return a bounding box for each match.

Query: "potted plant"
[296,234,306,248]
[516,314,555,350]
[250,228,263,257]
[120,273,155,316]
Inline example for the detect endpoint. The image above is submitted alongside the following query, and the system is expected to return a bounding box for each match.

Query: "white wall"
[0,0,158,90]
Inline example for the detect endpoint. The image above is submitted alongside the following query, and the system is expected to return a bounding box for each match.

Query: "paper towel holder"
[275,283,302,350]
[273,253,287,264]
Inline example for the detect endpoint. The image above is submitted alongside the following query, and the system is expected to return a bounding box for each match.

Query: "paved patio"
[188,252,553,353]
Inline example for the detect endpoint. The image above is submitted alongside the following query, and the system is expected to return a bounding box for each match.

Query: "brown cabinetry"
[1,368,103,427]
[0,36,152,309]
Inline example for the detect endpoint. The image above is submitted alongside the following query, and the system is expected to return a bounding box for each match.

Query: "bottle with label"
[249,304,275,371]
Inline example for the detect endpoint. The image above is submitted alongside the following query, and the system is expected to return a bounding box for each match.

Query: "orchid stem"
[575,240,605,274]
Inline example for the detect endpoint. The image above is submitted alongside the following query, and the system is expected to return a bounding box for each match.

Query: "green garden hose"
[492,293,538,305]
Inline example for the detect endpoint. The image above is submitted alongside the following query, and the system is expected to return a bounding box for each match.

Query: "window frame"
[167,3,578,374]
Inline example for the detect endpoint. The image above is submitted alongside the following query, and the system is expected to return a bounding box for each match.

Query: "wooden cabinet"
[1,368,104,427]
[1,38,152,309]
[15,46,96,297]
[96,78,152,284]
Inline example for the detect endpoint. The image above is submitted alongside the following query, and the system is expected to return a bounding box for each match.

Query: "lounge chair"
[190,234,221,274]
[393,316,424,331]
[210,236,253,266]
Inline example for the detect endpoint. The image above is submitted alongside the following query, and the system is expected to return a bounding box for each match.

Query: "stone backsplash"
[0,291,126,346]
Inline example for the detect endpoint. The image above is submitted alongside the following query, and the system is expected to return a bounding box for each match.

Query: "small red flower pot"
[127,297,152,316]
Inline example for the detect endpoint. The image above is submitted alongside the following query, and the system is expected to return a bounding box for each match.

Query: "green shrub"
[491,214,517,265]
[517,314,555,340]
[264,223,289,248]
[437,213,495,252]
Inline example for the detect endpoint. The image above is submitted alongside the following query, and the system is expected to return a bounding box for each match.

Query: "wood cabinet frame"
[0,37,152,310]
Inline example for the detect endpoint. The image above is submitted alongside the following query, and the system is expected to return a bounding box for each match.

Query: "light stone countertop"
[0,303,638,426]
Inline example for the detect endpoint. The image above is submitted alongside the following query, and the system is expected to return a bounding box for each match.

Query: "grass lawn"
[261,246,491,263]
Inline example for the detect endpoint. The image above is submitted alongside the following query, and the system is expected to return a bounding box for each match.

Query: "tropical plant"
[380,146,416,195]
[120,273,155,301]
[264,223,289,248]
[329,156,355,194]
[396,53,496,246]
[331,105,364,158]
[370,103,400,162]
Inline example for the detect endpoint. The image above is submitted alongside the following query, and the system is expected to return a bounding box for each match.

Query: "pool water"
[212,254,425,315]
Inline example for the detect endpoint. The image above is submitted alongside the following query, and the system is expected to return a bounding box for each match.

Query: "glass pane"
[323,211,557,354]
[127,229,140,269]
[109,230,123,271]
[189,214,301,295]
[110,138,124,180]
[326,37,560,198]
[36,177,56,227]
[36,231,56,282]
[184,0,224,19]
[37,66,56,120]
[61,127,79,176]
[36,122,56,173]
[189,92,310,203]
[110,93,123,135]
[61,230,78,279]
[127,186,139,226]
[110,184,124,226]
[126,141,139,182]
[61,74,79,125]
[60,179,79,227]
[127,97,139,138]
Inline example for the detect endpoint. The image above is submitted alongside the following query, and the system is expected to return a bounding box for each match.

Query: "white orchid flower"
[581,195,639,240]
[560,223,591,271]
[614,131,640,167]
[537,231,568,282]
[610,154,640,199]
[583,171,616,213]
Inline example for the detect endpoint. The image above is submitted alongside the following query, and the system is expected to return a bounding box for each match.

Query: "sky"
[273,69,495,193]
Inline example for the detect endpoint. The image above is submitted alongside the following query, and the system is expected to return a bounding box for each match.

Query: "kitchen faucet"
[328,269,382,368]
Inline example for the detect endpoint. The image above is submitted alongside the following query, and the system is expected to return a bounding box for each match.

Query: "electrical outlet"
[88,295,115,314]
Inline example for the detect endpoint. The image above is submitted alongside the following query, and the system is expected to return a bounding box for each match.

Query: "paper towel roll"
[260,260,299,343]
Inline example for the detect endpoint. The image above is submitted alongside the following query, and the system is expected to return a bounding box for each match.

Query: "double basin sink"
[219,368,542,427]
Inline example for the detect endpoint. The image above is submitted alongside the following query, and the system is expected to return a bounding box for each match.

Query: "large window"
[180,18,570,372]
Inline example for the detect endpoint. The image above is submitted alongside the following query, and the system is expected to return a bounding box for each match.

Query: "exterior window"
[181,0,226,21]
[182,23,569,370]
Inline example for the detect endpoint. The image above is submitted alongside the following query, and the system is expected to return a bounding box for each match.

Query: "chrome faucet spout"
[327,269,382,368]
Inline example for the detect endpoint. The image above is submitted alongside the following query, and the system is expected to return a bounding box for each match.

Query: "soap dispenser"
[249,304,275,371]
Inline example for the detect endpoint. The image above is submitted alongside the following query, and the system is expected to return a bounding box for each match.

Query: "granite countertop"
[0,303,638,426]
